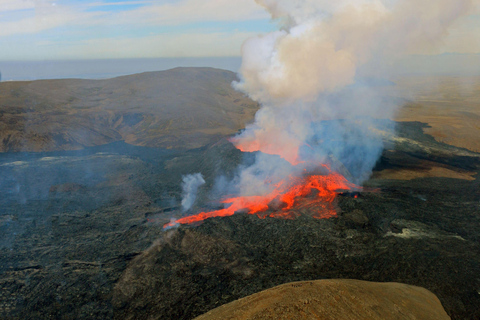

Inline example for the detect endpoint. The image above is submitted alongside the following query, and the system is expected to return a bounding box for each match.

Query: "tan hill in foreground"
[0,67,258,152]
[194,279,450,320]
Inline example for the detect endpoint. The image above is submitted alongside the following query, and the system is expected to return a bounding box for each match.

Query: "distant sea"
[0,54,479,82]
[0,57,242,81]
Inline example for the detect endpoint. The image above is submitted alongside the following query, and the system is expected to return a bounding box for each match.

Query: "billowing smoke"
[164,0,475,229]
[229,0,473,190]
[181,173,206,212]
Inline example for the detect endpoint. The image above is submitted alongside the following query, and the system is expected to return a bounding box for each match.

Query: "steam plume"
[230,0,473,188]
[181,173,205,212]
[165,0,475,229]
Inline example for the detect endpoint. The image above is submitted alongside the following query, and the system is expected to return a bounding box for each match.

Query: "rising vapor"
[231,0,473,183]
[166,0,474,228]
[181,173,206,212]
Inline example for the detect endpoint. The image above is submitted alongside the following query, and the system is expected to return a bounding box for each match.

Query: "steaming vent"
[181,173,205,212]
[165,0,473,229]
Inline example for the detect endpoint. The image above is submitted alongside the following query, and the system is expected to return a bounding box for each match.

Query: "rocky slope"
[0,72,479,320]
[0,67,258,152]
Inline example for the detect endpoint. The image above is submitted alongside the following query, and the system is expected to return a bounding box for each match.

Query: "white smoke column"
[238,0,473,104]
[231,0,473,188]
[181,173,205,212]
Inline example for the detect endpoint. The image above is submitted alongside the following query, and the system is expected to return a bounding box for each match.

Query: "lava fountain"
[164,163,360,229]
[165,0,472,229]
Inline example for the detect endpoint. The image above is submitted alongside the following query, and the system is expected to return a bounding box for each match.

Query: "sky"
[0,0,479,61]
[0,0,273,60]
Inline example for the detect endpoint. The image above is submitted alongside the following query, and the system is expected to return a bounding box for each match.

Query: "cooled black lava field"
[0,119,479,320]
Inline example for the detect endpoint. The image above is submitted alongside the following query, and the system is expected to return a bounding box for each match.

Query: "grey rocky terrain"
[0,69,479,319]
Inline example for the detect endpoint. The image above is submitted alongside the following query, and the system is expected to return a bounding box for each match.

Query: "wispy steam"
[181,173,206,212]
[165,0,475,229]
[230,0,473,187]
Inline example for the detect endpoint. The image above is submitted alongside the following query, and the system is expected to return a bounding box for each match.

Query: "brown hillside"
[394,75,480,153]
[194,279,450,320]
[0,67,258,152]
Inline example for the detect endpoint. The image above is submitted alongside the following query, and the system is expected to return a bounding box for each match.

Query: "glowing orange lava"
[163,166,360,229]
[229,137,303,166]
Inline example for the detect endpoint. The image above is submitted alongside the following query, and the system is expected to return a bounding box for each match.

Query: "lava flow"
[163,165,360,229]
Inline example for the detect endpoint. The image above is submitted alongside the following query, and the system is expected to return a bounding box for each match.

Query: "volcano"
[165,165,361,228]
[0,69,479,320]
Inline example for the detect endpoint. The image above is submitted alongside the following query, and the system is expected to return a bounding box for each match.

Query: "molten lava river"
[164,163,361,229]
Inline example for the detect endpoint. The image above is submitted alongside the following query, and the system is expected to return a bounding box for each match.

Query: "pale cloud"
[0,31,258,60]
[87,1,155,7]
[0,0,268,60]
[0,6,95,37]
[438,14,480,54]
[0,0,479,60]
[0,0,268,38]
[0,0,64,13]
[0,1,100,37]
[64,32,255,58]
[127,0,269,25]
[0,0,35,12]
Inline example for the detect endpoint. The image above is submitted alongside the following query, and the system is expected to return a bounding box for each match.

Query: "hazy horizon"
[0,57,242,81]
[1,53,479,82]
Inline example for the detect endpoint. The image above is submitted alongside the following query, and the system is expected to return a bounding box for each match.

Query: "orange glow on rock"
[163,166,360,229]
[229,137,303,166]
